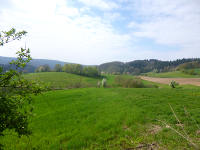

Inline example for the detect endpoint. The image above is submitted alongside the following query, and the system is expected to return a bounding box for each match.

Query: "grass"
[1,88,200,149]
[24,72,102,89]
[24,72,160,89]
[144,70,200,78]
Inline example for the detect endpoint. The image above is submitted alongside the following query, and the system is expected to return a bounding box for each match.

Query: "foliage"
[62,64,83,75]
[0,29,44,139]
[99,59,200,75]
[82,66,100,77]
[99,61,124,74]
[62,64,100,77]
[54,64,62,72]
[97,81,101,88]
[177,61,200,70]
[170,80,179,88]
[0,28,27,46]
[101,78,107,88]
[35,64,51,72]
[181,69,200,75]
[115,76,145,88]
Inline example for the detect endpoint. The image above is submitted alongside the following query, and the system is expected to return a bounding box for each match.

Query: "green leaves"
[0,28,44,142]
[0,28,27,46]
[10,48,32,69]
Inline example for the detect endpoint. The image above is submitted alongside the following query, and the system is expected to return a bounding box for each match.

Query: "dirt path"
[140,76,200,86]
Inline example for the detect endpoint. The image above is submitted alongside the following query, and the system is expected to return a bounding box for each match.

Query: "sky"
[0,0,200,65]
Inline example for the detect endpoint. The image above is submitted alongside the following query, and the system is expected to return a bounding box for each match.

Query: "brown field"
[140,76,200,86]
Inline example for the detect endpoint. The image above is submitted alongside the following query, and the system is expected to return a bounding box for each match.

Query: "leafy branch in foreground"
[0,28,27,46]
[0,29,45,140]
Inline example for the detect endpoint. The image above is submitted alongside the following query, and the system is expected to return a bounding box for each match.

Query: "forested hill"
[99,58,200,74]
[0,56,68,69]
[1,56,200,74]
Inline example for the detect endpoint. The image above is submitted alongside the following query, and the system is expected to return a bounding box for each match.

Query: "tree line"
[35,64,100,77]
[99,59,200,75]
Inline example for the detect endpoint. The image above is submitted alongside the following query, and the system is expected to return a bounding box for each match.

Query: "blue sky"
[0,0,200,65]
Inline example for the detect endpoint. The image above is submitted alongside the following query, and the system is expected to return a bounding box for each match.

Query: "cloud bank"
[0,0,199,64]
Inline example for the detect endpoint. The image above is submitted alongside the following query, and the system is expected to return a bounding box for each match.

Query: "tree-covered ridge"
[1,56,200,75]
[99,58,200,75]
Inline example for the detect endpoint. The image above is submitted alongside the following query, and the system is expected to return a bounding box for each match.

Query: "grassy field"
[1,88,200,149]
[144,70,200,78]
[24,72,102,89]
[24,72,160,89]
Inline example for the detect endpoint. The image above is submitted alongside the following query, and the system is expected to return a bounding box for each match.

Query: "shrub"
[170,80,179,88]
[124,78,145,88]
[102,78,107,88]
[114,76,145,88]
[97,81,101,88]
[114,76,124,86]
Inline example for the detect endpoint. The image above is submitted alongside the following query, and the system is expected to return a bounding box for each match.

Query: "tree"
[43,64,51,72]
[0,28,44,145]
[35,65,45,72]
[83,66,100,77]
[62,64,72,73]
[54,64,62,72]
[62,64,83,75]
[35,64,51,72]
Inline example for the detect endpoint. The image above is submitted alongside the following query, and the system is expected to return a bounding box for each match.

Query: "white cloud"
[1,0,200,64]
[104,12,122,21]
[129,0,200,56]
[0,0,133,64]
[56,6,80,17]
[78,0,119,11]
[127,22,140,28]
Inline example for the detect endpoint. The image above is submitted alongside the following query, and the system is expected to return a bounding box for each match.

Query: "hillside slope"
[0,56,69,69]
[99,59,200,74]
[24,72,101,89]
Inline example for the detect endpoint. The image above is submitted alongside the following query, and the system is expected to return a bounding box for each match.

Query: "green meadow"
[144,69,200,78]
[1,72,200,149]
[24,72,159,89]
[24,72,102,89]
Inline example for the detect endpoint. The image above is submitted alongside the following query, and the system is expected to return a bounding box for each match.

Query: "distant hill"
[0,56,69,69]
[1,56,200,74]
[99,61,125,74]
[176,61,200,70]
[99,58,200,75]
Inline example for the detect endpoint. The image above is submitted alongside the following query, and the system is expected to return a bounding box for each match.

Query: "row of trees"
[36,64,100,77]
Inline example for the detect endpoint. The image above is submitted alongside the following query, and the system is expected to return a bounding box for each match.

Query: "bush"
[114,76,145,88]
[170,80,179,88]
[182,69,197,75]
[124,78,145,88]
[102,78,107,88]
[114,76,124,86]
